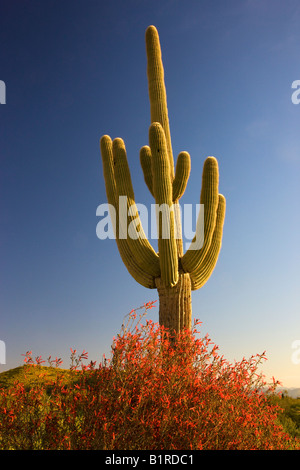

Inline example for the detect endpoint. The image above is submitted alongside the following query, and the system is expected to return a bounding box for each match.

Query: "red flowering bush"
[0,301,299,450]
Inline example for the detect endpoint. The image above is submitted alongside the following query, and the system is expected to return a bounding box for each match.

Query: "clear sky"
[1,0,299,388]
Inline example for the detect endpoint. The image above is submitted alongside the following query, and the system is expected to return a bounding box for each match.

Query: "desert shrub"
[0,302,299,450]
[267,395,300,440]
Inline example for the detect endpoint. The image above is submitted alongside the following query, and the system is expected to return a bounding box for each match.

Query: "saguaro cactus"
[100,25,226,333]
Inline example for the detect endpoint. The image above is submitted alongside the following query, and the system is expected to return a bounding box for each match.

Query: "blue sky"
[1,0,299,388]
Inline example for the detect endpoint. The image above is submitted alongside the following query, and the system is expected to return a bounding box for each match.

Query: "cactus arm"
[181,156,219,273]
[149,122,178,287]
[140,145,154,197]
[100,135,156,288]
[172,151,191,201]
[190,194,226,290]
[112,138,135,200]
[146,25,174,178]
[112,138,160,277]
[100,135,118,210]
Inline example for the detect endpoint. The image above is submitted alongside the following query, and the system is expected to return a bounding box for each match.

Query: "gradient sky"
[1,0,299,388]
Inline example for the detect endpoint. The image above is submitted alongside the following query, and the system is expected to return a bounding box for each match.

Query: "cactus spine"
[100,25,226,333]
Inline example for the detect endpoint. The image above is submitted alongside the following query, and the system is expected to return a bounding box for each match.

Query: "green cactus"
[100,25,226,333]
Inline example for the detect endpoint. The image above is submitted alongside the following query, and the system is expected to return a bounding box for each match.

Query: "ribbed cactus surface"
[100,25,226,332]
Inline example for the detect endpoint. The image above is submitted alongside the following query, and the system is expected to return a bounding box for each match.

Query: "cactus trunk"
[155,272,192,334]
